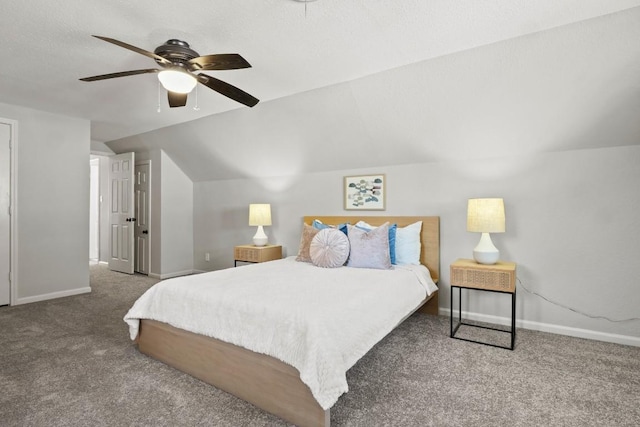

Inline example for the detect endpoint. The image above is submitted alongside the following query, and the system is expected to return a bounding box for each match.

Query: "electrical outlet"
[205,252,210,262]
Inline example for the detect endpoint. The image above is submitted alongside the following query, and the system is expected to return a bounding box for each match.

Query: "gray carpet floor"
[1,264,639,427]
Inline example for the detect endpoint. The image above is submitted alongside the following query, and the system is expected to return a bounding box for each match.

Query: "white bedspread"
[124,257,437,409]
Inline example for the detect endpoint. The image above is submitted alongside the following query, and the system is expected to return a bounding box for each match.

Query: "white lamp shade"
[467,198,505,264]
[467,198,505,233]
[249,204,271,246]
[249,204,272,226]
[157,70,197,94]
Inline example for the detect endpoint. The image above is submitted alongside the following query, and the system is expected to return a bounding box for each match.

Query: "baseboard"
[440,308,640,348]
[14,287,92,305]
[149,269,196,280]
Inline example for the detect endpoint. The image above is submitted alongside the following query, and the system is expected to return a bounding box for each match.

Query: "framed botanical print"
[344,174,385,210]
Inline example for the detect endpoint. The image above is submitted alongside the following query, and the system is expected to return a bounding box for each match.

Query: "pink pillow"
[296,223,320,262]
[346,223,392,269]
[309,228,350,268]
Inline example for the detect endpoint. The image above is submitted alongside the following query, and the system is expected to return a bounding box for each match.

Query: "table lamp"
[249,204,272,246]
[467,198,505,264]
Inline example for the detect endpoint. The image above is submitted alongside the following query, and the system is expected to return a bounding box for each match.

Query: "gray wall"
[0,102,90,303]
[193,145,640,346]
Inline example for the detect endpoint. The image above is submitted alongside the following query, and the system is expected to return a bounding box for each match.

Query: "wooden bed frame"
[137,216,440,427]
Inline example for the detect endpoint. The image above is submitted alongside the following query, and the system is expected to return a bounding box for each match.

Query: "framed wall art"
[344,174,385,210]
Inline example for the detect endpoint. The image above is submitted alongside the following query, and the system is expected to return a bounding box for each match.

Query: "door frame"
[1,117,18,306]
[89,157,100,262]
[135,160,151,275]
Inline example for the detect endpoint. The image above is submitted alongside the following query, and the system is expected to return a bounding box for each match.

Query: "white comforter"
[124,257,437,409]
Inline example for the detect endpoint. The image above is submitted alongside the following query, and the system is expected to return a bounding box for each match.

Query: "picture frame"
[344,174,386,210]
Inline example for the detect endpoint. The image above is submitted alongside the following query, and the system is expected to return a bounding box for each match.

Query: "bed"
[125,216,440,427]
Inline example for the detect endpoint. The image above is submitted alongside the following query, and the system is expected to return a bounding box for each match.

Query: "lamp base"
[253,225,268,247]
[473,232,500,265]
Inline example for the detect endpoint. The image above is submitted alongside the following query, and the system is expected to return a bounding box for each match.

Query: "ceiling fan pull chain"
[157,81,162,113]
[193,84,200,111]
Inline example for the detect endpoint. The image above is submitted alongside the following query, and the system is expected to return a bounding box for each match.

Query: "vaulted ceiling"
[2,0,639,147]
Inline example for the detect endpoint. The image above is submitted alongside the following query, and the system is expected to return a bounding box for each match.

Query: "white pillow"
[395,221,422,265]
[310,228,350,268]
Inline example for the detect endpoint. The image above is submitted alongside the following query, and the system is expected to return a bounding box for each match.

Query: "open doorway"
[89,151,152,275]
[89,153,112,266]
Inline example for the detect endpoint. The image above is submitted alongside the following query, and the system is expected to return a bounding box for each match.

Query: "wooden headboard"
[303,216,440,283]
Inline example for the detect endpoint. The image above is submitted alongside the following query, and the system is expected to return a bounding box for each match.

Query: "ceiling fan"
[80,35,259,108]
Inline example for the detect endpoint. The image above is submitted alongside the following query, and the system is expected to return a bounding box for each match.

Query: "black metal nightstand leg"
[450,285,453,337]
[511,291,516,350]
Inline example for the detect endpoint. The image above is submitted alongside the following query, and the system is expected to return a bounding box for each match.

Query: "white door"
[0,123,10,305]
[135,162,150,275]
[109,152,135,274]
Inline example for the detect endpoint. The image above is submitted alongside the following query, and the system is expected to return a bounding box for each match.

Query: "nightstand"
[234,244,282,267]
[450,258,517,350]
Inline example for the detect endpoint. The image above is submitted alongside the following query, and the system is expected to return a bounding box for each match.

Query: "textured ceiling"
[1,0,639,143]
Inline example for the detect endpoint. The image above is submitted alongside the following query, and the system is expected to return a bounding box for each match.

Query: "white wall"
[193,145,640,346]
[0,102,90,303]
[160,150,194,277]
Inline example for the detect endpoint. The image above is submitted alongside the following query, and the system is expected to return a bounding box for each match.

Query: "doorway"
[92,153,152,275]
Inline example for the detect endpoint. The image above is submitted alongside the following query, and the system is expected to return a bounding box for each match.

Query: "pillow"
[354,221,397,264]
[346,223,391,270]
[309,228,350,268]
[295,223,320,262]
[312,219,348,235]
[395,221,423,265]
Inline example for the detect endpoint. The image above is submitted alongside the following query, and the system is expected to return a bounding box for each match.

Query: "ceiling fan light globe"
[158,70,197,94]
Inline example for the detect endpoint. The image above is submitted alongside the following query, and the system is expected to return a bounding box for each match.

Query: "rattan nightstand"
[450,258,517,350]
[234,244,282,267]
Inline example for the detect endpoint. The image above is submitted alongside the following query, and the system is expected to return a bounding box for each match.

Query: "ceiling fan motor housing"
[154,39,200,68]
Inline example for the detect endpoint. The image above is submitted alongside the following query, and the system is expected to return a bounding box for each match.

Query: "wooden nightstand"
[234,245,282,267]
[450,258,517,350]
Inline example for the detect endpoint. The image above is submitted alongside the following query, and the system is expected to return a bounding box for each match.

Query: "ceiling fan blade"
[92,35,172,65]
[188,54,251,71]
[79,68,159,82]
[168,91,188,108]
[196,73,259,107]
